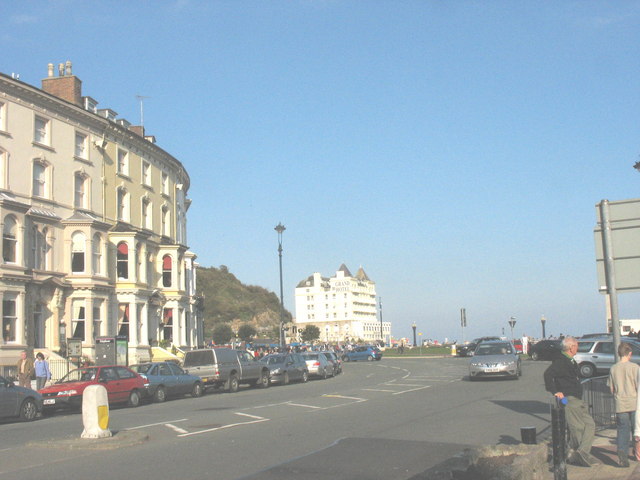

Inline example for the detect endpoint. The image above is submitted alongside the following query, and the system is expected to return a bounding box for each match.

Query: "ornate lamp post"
[412,322,417,347]
[541,316,546,339]
[275,223,286,350]
[379,297,383,346]
[508,317,516,341]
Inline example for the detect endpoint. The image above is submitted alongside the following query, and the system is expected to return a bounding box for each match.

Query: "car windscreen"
[262,356,285,365]
[475,344,512,355]
[59,368,98,383]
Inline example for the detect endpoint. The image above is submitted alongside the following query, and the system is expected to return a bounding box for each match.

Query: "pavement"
[545,428,640,480]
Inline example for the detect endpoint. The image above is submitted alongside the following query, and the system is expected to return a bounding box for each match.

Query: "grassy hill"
[196,265,292,339]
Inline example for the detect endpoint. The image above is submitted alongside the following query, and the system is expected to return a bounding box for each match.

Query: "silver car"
[0,375,43,421]
[300,352,333,379]
[468,341,521,381]
[574,338,640,378]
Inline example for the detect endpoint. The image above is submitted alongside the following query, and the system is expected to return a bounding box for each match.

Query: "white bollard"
[450,344,457,356]
[81,384,112,439]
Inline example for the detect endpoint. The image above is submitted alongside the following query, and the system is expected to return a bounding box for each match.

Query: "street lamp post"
[379,297,383,346]
[508,317,516,341]
[541,316,546,339]
[275,223,286,350]
[412,322,417,347]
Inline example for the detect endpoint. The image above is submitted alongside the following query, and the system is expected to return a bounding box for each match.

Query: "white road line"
[234,412,266,420]
[393,385,432,395]
[287,402,324,409]
[385,383,424,387]
[177,413,269,437]
[165,423,189,434]
[323,394,366,401]
[124,418,189,430]
[361,388,396,392]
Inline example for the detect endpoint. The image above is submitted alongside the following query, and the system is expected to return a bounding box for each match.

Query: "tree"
[212,323,234,345]
[301,325,321,343]
[237,323,257,342]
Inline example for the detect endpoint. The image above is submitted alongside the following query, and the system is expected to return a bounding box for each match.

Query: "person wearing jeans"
[608,342,638,467]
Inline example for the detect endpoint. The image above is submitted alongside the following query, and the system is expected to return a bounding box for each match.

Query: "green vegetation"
[197,265,292,341]
[383,346,453,357]
[300,325,321,343]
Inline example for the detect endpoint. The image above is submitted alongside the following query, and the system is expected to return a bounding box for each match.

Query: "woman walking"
[34,352,51,390]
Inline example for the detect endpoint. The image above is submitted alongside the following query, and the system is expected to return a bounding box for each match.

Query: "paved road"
[0,357,553,479]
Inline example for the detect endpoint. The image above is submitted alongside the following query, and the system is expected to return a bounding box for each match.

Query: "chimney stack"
[42,60,82,107]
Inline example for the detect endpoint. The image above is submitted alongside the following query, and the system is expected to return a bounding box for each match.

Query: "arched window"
[142,197,152,230]
[117,241,129,279]
[2,216,17,263]
[92,234,102,275]
[71,232,86,273]
[162,255,172,287]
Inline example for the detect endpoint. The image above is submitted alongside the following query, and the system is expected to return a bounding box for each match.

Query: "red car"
[39,365,149,412]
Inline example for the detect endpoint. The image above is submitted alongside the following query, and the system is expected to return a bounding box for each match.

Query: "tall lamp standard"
[274,223,286,350]
[379,297,383,346]
[508,317,516,341]
[541,316,546,339]
[412,322,417,347]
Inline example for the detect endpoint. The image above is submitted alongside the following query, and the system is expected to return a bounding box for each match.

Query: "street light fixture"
[275,223,286,350]
[508,317,516,341]
[541,316,546,339]
[379,297,383,346]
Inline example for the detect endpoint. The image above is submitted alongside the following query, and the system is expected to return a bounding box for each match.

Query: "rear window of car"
[184,350,214,367]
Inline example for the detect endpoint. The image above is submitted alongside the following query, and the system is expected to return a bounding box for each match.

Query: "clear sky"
[3,1,640,343]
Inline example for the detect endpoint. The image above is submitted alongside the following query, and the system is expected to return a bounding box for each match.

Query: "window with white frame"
[74,173,88,209]
[162,255,172,287]
[72,301,86,341]
[75,132,88,159]
[71,232,86,273]
[117,149,129,175]
[34,116,50,145]
[33,303,44,348]
[2,298,16,343]
[0,101,6,131]
[92,233,102,275]
[32,161,48,197]
[117,241,129,279]
[0,149,7,190]
[161,172,169,195]
[161,206,170,237]
[117,188,130,222]
[141,197,152,230]
[142,160,151,186]
[93,302,102,339]
[2,215,17,263]
[118,303,129,338]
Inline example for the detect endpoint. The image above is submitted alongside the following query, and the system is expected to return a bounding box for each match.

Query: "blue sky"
[3,1,640,342]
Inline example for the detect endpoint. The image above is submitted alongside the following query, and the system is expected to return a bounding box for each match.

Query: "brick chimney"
[41,61,82,106]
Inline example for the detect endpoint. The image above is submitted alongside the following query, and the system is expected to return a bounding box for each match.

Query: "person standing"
[543,336,597,467]
[15,350,34,389]
[34,352,51,390]
[608,342,639,467]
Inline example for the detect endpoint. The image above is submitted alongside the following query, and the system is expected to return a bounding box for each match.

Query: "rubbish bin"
[520,426,537,444]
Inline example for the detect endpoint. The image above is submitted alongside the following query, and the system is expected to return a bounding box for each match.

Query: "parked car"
[130,362,203,402]
[38,365,149,411]
[512,339,523,354]
[574,338,640,378]
[528,339,562,361]
[300,352,334,379]
[456,337,501,357]
[342,346,383,362]
[260,353,308,385]
[183,348,270,392]
[321,351,342,374]
[0,375,43,421]
[468,340,521,381]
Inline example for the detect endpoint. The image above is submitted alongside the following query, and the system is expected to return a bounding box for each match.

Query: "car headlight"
[57,389,78,396]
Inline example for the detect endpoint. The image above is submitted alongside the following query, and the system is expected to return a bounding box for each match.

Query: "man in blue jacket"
[543,336,596,467]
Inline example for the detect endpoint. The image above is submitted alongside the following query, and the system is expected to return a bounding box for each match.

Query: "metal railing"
[1,358,79,383]
[581,375,615,429]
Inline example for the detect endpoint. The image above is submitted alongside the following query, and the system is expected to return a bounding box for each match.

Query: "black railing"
[581,375,615,429]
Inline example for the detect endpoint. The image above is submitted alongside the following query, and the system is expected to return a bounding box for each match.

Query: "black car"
[528,339,562,361]
[457,336,501,357]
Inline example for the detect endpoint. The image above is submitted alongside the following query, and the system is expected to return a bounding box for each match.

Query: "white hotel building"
[294,264,390,344]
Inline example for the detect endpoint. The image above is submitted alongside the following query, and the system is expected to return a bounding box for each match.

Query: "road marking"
[177,413,269,437]
[125,419,188,430]
[393,385,432,395]
[323,394,366,402]
[385,383,424,387]
[361,388,396,392]
[165,423,189,434]
[287,402,324,409]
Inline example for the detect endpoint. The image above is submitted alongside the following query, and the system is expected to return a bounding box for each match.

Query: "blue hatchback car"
[130,362,203,402]
[342,346,383,362]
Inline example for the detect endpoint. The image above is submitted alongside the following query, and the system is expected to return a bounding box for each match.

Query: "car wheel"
[531,352,539,361]
[19,398,38,421]
[579,363,596,378]
[191,382,203,397]
[367,355,373,362]
[128,389,141,408]
[258,370,270,389]
[227,374,239,393]
[302,371,309,383]
[469,375,476,382]
[283,372,290,385]
[154,386,167,403]
[343,355,350,362]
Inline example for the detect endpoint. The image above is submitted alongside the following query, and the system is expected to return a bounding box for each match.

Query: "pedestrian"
[34,352,51,390]
[543,336,597,467]
[608,342,639,467]
[15,350,34,389]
